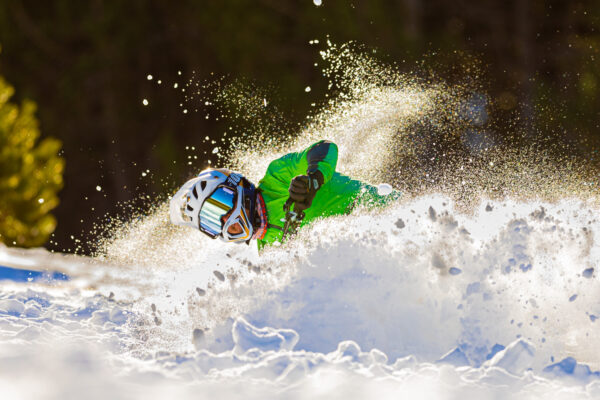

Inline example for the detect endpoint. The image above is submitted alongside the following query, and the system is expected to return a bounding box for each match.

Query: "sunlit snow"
[1,196,600,399]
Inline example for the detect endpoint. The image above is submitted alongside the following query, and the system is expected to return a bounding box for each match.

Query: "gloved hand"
[288,171,323,211]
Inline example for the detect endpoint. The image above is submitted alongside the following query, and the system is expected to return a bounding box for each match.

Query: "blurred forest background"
[0,0,599,252]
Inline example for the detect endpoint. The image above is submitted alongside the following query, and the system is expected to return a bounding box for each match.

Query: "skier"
[169,140,399,249]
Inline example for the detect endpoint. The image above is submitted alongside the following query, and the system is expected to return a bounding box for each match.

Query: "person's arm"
[259,140,338,210]
[303,140,338,186]
[260,140,337,189]
[288,140,338,211]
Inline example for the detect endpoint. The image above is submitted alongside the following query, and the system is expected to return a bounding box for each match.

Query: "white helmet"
[169,168,257,243]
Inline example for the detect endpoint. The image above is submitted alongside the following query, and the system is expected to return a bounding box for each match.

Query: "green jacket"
[256,140,399,249]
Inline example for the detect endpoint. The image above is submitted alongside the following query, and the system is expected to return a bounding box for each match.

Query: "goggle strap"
[242,178,257,244]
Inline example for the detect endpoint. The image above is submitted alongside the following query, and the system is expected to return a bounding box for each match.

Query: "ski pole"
[281,198,305,241]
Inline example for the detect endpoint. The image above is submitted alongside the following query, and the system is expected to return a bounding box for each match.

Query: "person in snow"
[169,140,399,250]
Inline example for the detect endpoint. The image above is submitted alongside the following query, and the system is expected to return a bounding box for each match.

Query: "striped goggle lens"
[198,186,236,238]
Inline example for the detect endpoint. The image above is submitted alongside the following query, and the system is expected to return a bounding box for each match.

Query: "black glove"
[288,171,323,211]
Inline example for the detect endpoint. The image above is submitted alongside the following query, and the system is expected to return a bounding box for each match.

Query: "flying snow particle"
[174,83,179,89]
[213,270,225,281]
[377,183,393,196]
[38,198,44,204]
[212,147,219,154]
[313,0,322,6]
[193,328,205,349]
[142,99,149,106]
[305,86,312,92]
[96,186,102,191]
[146,74,153,80]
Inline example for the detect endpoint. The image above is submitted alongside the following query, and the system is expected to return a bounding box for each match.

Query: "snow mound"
[232,317,299,355]
[485,339,535,375]
[1,195,600,399]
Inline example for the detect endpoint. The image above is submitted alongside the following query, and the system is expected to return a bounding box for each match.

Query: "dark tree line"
[0,0,598,252]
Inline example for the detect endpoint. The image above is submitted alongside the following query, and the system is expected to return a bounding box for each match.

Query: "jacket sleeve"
[304,140,338,184]
[259,140,338,192]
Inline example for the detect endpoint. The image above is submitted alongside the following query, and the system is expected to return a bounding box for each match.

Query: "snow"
[377,183,393,195]
[485,339,536,375]
[232,317,299,355]
[0,196,600,399]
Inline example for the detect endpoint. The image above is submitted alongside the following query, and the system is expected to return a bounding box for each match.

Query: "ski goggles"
[198,185,236,238]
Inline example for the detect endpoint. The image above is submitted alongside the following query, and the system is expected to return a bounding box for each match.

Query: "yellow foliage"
[0,75,64,247]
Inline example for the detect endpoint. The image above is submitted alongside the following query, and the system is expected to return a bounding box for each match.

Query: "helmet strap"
[242,178,257,245]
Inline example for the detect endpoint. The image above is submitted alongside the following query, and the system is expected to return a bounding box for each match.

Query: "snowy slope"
[1,195,599,400]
